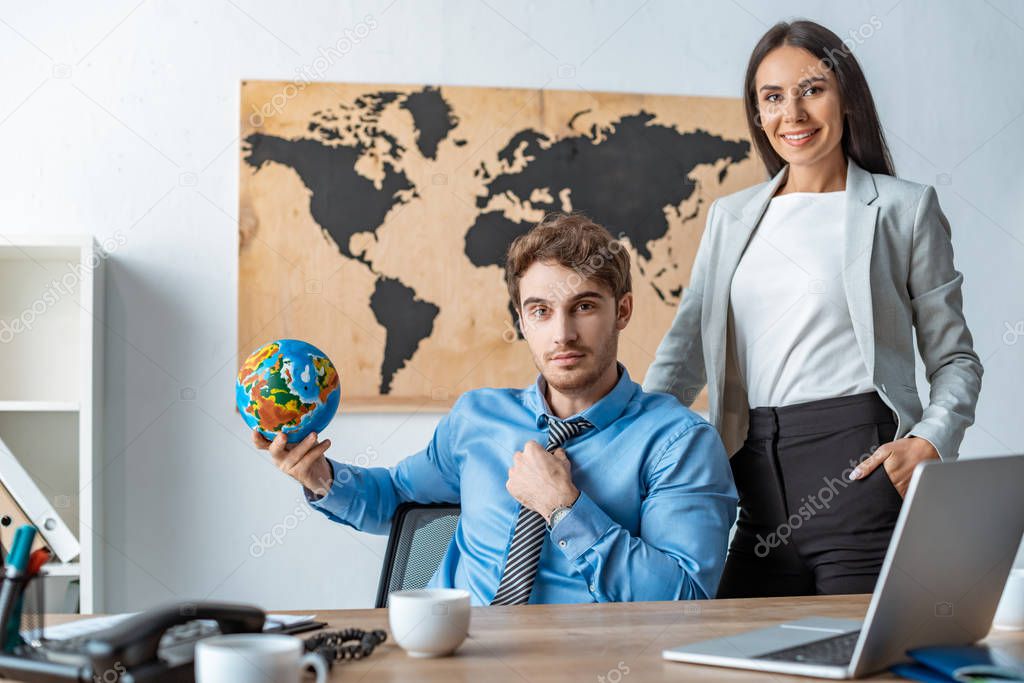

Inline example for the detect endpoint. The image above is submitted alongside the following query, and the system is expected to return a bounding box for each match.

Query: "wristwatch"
[547,503,574,530]
[548,505,572,529]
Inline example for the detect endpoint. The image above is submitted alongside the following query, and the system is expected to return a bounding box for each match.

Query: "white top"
[729,190,874,409]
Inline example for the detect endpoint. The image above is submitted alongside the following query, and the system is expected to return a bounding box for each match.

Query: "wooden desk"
[20,596,1024,682]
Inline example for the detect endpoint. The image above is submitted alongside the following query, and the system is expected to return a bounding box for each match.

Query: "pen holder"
[5,573,45,653]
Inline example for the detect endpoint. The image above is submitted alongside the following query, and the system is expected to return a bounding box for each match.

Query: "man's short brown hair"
[505,212,632,311]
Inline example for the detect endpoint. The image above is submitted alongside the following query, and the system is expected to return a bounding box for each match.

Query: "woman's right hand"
[253,430,334,497]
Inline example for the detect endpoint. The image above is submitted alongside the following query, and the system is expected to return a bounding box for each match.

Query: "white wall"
[1,0,1021,612]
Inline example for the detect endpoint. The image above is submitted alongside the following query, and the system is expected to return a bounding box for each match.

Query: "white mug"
[195,633,328,683]
[993,568,1024,631]
[388,588,470,658]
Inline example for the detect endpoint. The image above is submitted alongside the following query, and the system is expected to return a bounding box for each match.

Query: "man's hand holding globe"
[253,430,334,498]
[237,339,342,499]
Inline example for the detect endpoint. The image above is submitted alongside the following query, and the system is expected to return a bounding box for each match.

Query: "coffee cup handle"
[299,652,329,683]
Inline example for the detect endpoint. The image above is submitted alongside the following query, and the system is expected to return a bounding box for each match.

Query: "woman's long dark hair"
[743,20,895,178]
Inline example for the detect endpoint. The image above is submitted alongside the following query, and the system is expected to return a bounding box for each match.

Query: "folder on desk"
[0,482,49,557]
[891,644,1024,682]
[0,435,80,562]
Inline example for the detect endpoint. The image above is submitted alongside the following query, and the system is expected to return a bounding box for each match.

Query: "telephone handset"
[85,602,265,676]
[0,600,270,682]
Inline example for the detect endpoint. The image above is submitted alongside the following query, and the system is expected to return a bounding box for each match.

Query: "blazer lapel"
[842,160,880,380]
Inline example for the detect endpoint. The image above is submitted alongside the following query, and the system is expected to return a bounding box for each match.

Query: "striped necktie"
[490,416,595,606]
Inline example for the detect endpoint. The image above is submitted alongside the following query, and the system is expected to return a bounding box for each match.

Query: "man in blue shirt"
[256,213,737,605]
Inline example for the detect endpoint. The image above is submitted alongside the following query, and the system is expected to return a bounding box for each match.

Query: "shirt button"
[558,540,567,548]
[589,583,596,592]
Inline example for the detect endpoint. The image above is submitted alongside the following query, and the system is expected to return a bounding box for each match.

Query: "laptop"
[663,454,1024,679]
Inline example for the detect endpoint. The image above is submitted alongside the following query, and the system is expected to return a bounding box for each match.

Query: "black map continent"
[465,111,750,266]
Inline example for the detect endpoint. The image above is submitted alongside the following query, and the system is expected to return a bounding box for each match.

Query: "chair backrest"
[374,502,461,608]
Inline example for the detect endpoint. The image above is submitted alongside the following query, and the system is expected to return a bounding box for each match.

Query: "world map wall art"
[238,81,762,411]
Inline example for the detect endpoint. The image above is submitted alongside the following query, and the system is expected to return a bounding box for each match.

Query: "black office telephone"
[0,601,322,683]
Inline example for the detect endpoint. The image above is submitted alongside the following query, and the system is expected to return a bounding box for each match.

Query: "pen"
[5,526,31,572]
[27,548,50,577]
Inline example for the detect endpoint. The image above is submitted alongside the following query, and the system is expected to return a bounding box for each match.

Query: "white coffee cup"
[993,568,1024,631]
[388,588,471,658]
[195,633,328,683]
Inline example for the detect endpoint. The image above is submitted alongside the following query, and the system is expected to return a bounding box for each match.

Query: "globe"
[236,339,341,443]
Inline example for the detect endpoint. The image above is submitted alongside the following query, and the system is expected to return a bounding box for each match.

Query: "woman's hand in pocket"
[848,436,940,497]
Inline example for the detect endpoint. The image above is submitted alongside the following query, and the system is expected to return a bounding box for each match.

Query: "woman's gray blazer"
[642,159,982,459]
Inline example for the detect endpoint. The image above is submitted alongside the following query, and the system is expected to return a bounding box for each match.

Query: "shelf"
[0,234,92,261]
[0,401,79,412]
[41,561,80,577]
[0,235,102,613]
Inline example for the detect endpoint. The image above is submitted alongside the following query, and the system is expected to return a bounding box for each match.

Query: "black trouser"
[716,392,903,598]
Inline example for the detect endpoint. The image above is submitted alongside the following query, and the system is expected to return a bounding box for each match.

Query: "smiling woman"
[742,20,895,183]
[643,19,983,599]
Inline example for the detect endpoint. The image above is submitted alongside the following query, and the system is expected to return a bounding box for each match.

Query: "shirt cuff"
[303,459,348,509]
[549,491,615,562]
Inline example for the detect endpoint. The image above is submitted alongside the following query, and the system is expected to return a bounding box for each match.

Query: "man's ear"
[615,292,633,330]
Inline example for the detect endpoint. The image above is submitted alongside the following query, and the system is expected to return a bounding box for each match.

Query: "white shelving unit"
[0,235,104,613]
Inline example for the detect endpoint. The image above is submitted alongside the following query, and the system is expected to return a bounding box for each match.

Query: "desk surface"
[24,595,1024,682]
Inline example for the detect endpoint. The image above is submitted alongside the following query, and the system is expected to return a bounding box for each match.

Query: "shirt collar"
[526,362,636,431]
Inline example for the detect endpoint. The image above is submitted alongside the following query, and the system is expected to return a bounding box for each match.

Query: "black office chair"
[374,502,461,608]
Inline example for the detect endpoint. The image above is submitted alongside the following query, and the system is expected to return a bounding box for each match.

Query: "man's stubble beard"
[535,327,619,395]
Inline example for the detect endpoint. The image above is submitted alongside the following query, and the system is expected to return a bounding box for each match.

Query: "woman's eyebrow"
[758,74,828,92]
[797,75,828,88]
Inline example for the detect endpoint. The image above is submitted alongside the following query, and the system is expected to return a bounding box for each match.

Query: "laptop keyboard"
[757,630,861,665]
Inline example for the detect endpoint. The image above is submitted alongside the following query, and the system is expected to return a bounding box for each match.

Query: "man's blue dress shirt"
[306,364,737,605]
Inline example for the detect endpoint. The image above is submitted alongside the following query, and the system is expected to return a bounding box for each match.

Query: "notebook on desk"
[891,644,1024,683]
[33,611,318,643]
